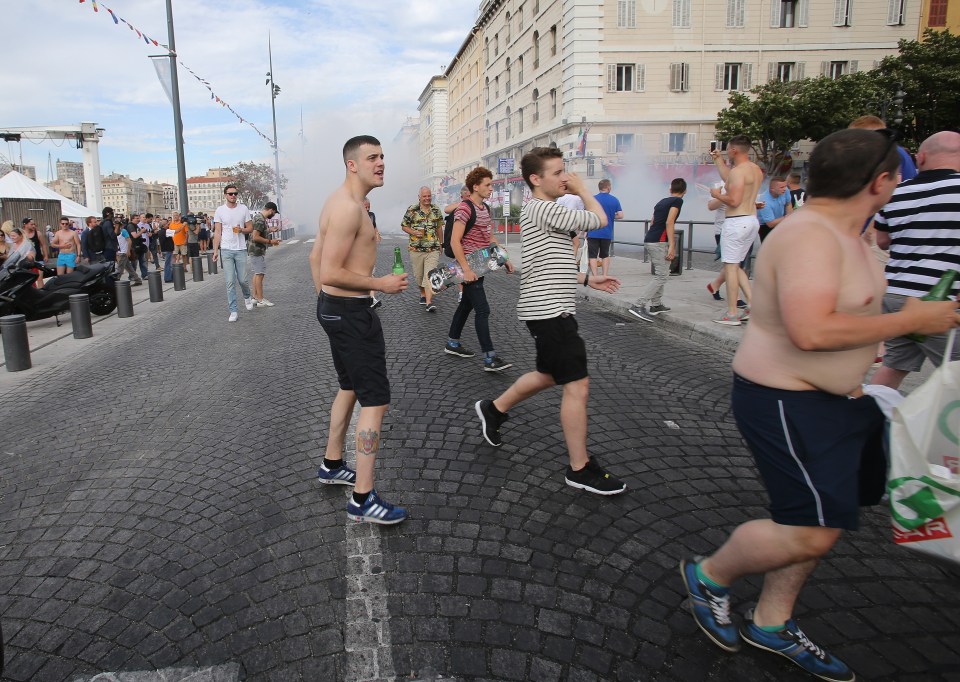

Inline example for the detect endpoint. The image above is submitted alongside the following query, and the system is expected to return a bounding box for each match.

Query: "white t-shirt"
[214,203,252,251]
[557,193,585,211]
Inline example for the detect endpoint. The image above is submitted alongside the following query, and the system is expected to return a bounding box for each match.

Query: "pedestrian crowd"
[307,125,960,682]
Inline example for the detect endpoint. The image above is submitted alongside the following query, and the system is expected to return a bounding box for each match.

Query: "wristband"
[583,273,589,288]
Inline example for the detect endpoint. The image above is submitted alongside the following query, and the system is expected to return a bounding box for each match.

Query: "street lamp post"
[165,0,189,215]
[266,34,282,213]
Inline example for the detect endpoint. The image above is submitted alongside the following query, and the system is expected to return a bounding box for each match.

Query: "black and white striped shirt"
[517,198,602,321]
[875,169,960,297]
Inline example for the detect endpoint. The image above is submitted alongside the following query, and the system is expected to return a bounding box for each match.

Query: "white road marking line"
[285,238,301,244]
[305,238,315,243]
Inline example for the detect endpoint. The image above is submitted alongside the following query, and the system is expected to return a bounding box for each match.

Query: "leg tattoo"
[356,429,380,457]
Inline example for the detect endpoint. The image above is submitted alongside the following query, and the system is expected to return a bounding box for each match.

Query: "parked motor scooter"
[0,256,117,324]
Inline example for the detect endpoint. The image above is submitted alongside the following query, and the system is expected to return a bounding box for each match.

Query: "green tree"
[226,161,288,209]
[874,29,960,149]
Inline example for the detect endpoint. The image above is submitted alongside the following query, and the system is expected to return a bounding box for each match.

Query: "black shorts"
[587,238,611,259]
[731,374,885,531]
[188,243,200,258]
[525,314,588,385]
[317,293,390,407]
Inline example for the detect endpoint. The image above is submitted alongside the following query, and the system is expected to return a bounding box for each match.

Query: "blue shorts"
[731,374,885,531]
[57,253,77,268]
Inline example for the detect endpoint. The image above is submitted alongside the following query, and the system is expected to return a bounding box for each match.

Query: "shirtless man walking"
[709,135,764,326]
[309,135,409,525]
[680,129,960,681]
[51,217,82,274]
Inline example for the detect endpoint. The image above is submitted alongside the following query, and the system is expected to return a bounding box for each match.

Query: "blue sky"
[2,0,477,186]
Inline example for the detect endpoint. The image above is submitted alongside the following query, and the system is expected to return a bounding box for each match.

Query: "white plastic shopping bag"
[888,330,960,566]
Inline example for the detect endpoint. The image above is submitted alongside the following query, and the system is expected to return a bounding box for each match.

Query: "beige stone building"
[418,77,450,190]
[45,178,86,208]
[186,169,234,214]
[425,0,920,185]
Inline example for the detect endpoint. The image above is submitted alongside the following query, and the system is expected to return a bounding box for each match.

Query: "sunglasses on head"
[862,128,899,187]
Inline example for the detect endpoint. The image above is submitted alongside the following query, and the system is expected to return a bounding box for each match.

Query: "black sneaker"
[445,342,476,358]
[736,299,748,308]
[565,457,626,495]
[648,304,671,315]
[475,399,507,446]
[628,305,655,322]
[483,356,513,372]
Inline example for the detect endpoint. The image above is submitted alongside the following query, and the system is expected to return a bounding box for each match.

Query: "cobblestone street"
[0,242,958,681]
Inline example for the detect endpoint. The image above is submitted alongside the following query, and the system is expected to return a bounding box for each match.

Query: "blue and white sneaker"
[346,489,408,525]
[317,462,356,486]
[679,558,740,652]
[740,610,855,682]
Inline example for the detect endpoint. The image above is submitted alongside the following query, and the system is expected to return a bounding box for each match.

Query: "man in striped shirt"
[475,147,626,495]
[872,130,960,389]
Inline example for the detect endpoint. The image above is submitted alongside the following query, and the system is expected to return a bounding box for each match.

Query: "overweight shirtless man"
[710,135,764,326]
[680,129,960,682]
[309,135,409,525]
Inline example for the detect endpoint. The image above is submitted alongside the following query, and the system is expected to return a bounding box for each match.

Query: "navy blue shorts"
[317,293,390,407]
[731,374,885,531]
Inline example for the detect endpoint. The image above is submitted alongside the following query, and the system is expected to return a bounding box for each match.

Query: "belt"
[319,291,372,308]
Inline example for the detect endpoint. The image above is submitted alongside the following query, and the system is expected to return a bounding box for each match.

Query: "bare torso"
[733,210,887,395]
[52,228,78,254]
[313,185,379,297]
[728,160,763,217]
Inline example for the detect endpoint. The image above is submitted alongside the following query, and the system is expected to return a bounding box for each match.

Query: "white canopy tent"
[0,170,99,219]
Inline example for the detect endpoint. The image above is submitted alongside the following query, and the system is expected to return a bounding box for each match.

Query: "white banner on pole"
[150,56,174,105]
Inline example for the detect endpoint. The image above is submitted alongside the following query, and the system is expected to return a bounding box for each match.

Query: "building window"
[485,77,490,105]
[618,0,637,28]
[518,56,524,85]
[506,58,512,94]
[495,33,500,56]
[722,63,740,90]
[834,0,852,26]
[607,133,635,154]
[533,89,540,123]
[534,0,540,14]
[496,122,500,144]
[495,75,500,99]
[772,0,799,27]
[776,62,795,81]
[518,107,524,134]
[518,4,524,31]
[669,63,690,92]
[929,0,948,26]
[727,0,745,27]
[668,133,687,152]
[486,120,490,147]
[828,60,847,78]
[887,0,906,24]
[485,38,489,65]
[506,12,512,42]
[550,88,557,118]
[506,107,512,139]
[673,0,691,27]
[533,31,540,68]
[550,25,557,56]
[607,63,636,92]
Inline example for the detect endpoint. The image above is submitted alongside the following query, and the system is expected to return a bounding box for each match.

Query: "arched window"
[506,107,512,139]
[506,58,512,94]
[518,56,524,86]
[485,77,490,105]
[533,31,540,68]
[495,33,499,57]
[485,37,489,65]
[532,88,539,123]
[495,75,500,99]
[485,119,490,148]
[506,12,512,43]
[550,25,557,56]
[550,88,557,118]
[518,107,524,134]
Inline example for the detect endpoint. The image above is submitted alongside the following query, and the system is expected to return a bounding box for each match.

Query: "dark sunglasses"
[225,192,238,196]
[862,128,899,187]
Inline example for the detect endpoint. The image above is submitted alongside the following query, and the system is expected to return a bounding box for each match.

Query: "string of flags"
[78,0,276,146]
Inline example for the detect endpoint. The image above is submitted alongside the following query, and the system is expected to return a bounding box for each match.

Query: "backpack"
[442,200,483,259]
[86,224,105,254]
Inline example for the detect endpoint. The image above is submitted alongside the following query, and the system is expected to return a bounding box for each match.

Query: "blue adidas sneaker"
[740,610,855,682]
[346,489,408,525]
[317,462,356,486]
[679,557,740,652]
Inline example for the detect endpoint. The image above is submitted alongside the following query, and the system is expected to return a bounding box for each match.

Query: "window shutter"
[683,64,690,91]
[661,133,670,153]
[607,64,617,92]
[796,62,805,79]
[636,64,645,92]
[670,63,680,91]
[726,0,735,26]
[770,0,781,27]
[849,60,859,73]
[768,62,777,82]
[629,0,637,28]
[742,63,754,90]
[887,0,903,24]
[736,0,745,26]
[686,133,697,153]
[797,0,809,26]
[821,61,830,77]
[834,0,845,25]
[673,0,682,27]
[715,63,725,90]
[607,135,617,154]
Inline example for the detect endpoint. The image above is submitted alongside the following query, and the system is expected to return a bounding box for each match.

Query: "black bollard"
[0,314,31,371]
[115,280,134,318]
[147,271,163,302]
[191,256,204,282]
[173,263,186,291]
[206,252,218,275]
[69,294,93,339]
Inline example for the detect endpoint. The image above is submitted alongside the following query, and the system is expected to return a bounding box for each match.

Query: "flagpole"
[165,0,189,214]
[268,33,282,213]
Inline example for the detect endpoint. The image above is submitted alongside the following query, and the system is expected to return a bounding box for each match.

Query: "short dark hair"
[264,201,278,211]
[788,172,802,183]
[343,135,382,164]
[807,129,900,199]
[521,147,563,190]
[102,207,114,218]
[464,166,493,194]
[770,176,787,184]
[670,178,687,194]
[728,135,752,152]
[21,217,33,225]
[224,184,238,194]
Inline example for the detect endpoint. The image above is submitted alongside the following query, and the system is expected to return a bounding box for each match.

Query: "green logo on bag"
[936,400,960,445]
[889,475,960,530]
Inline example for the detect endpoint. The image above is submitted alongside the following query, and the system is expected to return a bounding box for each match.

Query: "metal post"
[191,256,204,281]
[207,252,218,275]
[147,270,164,302]
[115,280,134,318]
[166,0,189,215]
[1,314,31,371]
[268,33,282,213]
[69,294,93,339]
[173,263,186,291]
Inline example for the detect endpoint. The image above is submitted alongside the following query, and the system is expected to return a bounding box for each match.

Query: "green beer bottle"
[907,269,959,342]
[392,247,405,275]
